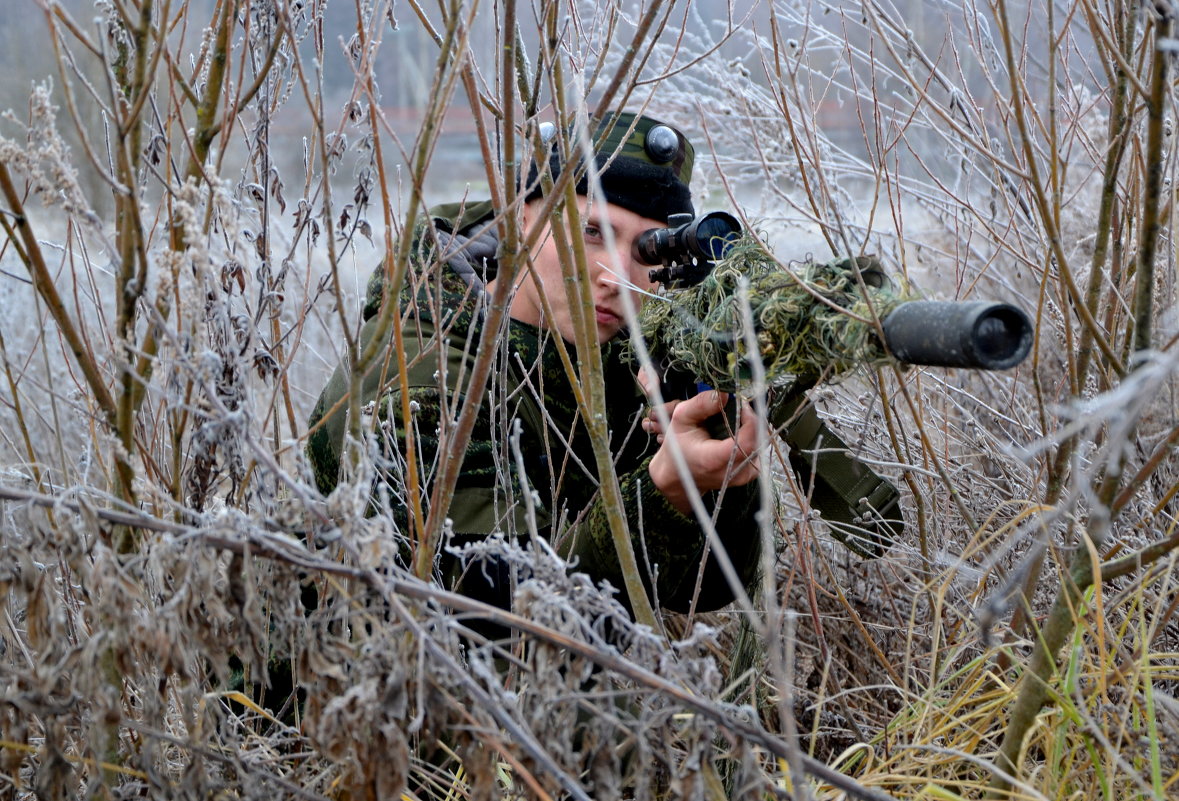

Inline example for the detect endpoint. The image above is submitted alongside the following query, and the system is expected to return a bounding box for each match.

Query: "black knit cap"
[524,111,695,224]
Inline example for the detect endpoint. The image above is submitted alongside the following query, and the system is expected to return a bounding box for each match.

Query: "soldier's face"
[510,197,662,344]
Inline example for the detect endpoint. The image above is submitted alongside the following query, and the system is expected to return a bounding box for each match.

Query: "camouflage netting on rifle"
[638,237,914,392]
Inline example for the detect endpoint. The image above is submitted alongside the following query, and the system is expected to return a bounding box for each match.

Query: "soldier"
[306,110,899,622]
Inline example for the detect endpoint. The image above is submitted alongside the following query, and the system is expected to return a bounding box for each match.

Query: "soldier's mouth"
[595,305,621,327]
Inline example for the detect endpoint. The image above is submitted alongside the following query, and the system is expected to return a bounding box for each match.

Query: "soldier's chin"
[594,312,623,341]
[594,322,625,343]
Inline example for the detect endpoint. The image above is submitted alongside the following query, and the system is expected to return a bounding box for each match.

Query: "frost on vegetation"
[170,178,209,269]
[211,176,246,250]
[93,0,129,46]
[1017,350,1179,539]
[0,83,98,227]
[0,482,754,795]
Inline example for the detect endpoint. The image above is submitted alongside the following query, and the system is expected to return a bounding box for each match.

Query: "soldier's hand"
[644,389,762,517]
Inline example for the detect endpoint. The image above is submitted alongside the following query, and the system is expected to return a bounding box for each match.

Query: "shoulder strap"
[772,392,903,558]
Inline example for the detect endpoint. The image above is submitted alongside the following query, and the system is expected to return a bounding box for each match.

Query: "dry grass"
[2,0,1178,799]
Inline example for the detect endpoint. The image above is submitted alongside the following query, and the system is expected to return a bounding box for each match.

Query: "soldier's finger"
[671,390,728,428]
[733,402,764,453]
[637,367,654,396]
[643,399,680,435]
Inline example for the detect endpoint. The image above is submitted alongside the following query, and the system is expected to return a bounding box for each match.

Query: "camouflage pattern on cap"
[526,110,696,223]
[591,111,694,186]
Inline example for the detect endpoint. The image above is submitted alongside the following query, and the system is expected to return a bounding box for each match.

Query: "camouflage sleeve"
[371,384,539,534]
[306,316,536,528]
[564,464,762,615]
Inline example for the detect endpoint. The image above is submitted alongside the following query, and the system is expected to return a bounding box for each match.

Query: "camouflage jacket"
[306,210,761,616]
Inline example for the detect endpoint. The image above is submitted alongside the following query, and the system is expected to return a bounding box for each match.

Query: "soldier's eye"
[583,224,603,241]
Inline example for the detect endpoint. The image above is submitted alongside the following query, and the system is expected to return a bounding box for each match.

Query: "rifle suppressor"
[882,301,1033,370]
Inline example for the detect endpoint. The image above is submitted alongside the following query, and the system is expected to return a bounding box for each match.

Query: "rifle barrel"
[881,301,1033,370]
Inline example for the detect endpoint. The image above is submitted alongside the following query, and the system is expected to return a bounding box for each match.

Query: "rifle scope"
[882,301,1033,370]
[636,212,742,287]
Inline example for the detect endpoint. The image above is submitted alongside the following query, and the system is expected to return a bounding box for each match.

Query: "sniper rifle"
[634,212,1033,373]
[633,212,1033,557]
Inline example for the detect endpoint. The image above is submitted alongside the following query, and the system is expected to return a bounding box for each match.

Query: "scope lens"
[691,213,741,260]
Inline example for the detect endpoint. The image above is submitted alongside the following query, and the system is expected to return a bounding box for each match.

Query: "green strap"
[773,391,903,559]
